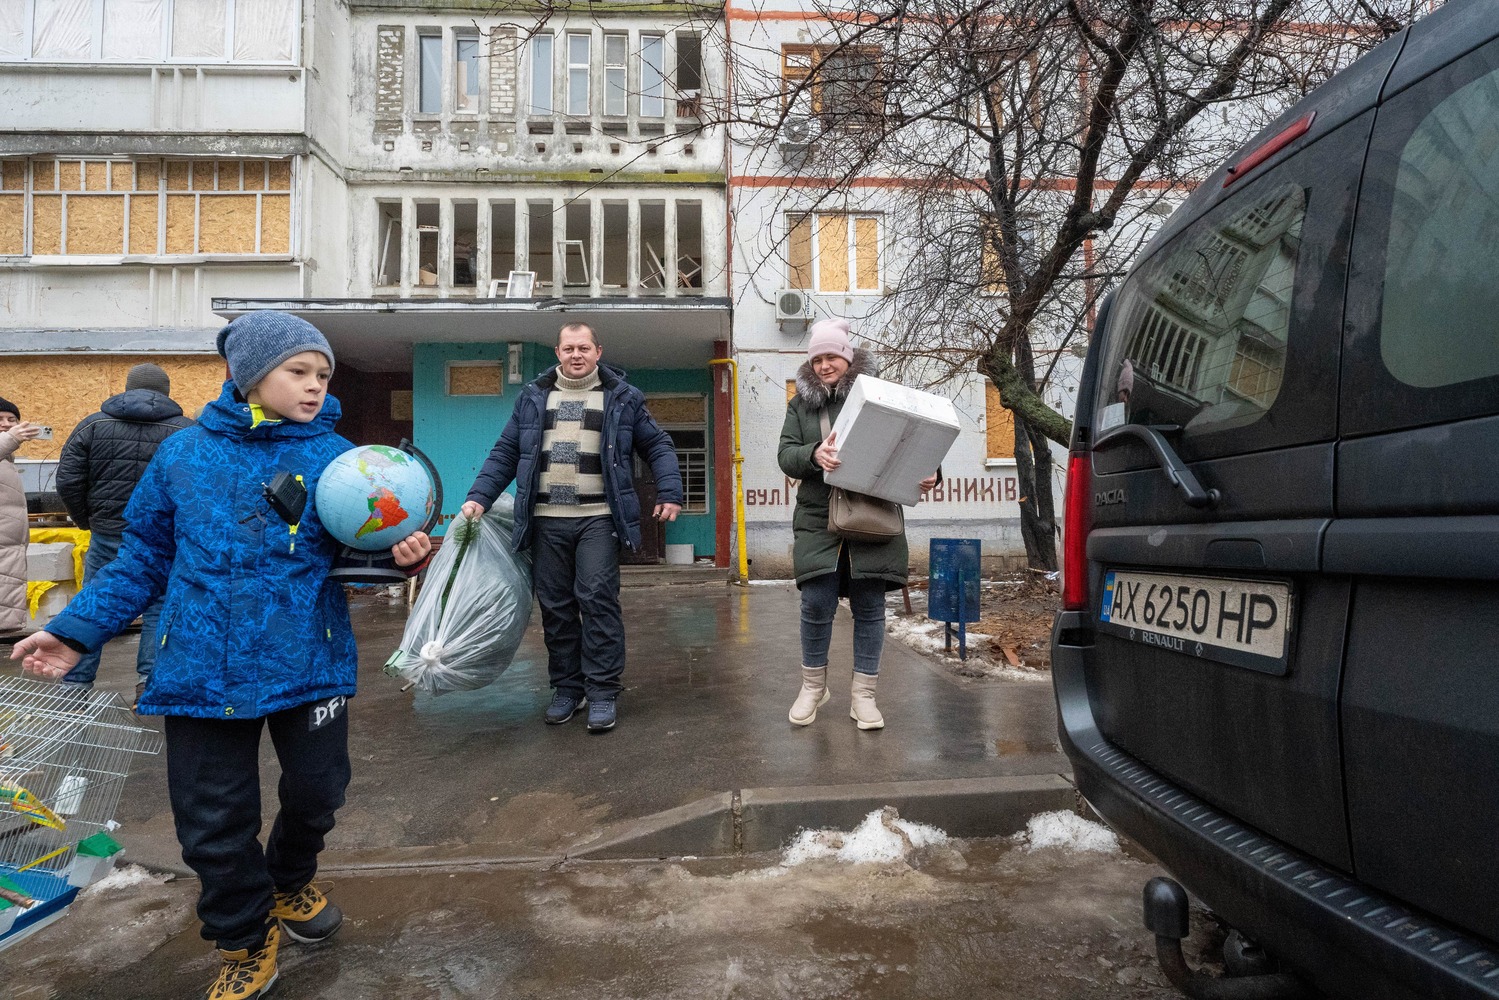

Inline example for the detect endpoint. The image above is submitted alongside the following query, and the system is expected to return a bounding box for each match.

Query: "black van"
[1052,2,1499,998]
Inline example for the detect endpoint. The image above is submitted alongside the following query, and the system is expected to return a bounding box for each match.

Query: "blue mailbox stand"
[928,538,982,659]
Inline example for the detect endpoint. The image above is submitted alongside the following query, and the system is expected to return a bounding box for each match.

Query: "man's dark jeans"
[62,529,163,686]
[165,696,351,952]
[532,515,625,700]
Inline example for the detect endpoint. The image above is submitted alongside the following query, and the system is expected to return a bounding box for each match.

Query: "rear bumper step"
[1053,611,1499,1000]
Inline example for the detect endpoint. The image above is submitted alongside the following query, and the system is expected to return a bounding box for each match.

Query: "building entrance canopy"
[211,297,733,372]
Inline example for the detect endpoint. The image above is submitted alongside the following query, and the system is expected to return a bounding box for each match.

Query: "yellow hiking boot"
[209,923,279,1000]
[271,881,344,944]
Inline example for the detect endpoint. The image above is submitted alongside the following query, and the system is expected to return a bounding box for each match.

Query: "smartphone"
[35,426,52,440]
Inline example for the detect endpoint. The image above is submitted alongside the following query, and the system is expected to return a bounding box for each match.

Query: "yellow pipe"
[708,358,749,584]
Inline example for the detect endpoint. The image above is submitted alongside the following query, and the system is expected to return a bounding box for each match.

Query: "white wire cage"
[0,676,162,947]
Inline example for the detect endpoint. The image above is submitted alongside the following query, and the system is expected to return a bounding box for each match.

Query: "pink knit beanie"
[807,318,854,363]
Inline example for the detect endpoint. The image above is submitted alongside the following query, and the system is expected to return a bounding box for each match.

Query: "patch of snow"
[782,807,949,866]
[886,616,1048,682]
[1015,811,1120,854]
[82,863,168,894]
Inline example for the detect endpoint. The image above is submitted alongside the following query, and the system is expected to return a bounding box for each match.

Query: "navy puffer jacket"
[465,363,683,552]
[46,382,361,720]
[57,389,192,534]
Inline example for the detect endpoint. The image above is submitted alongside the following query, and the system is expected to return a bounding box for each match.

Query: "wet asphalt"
[0,581,1188,1000]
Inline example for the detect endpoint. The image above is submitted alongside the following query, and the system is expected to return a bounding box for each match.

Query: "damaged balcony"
[372,194,713,300]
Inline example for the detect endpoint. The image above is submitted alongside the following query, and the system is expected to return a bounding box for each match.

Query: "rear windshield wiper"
[1093,424,1221,509]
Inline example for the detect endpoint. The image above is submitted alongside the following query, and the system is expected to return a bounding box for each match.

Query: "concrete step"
[620,564,733,587]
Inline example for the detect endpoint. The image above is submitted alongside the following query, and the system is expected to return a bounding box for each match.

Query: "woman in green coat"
[778,319,936,730]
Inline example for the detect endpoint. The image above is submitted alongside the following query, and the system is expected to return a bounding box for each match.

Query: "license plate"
[1098,570,1293,675]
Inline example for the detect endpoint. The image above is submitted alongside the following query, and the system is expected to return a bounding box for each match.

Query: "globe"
[316,445,437,551]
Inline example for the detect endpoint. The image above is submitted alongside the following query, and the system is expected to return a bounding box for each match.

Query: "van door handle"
[1094,424,1221,509]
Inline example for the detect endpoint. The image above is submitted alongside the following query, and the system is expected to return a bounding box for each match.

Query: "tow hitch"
[1143,877,1314,999]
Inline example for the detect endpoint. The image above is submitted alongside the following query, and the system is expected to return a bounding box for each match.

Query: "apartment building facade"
[1,0,733,564]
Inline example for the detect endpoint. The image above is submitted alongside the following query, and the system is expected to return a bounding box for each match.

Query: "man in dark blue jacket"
[462,322,683,733]
[56,363,192,701]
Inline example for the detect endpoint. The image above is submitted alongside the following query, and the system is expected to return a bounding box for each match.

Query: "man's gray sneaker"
[586,698,617,733]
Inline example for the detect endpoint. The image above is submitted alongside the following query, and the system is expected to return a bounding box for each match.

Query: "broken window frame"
[781,43,885,129]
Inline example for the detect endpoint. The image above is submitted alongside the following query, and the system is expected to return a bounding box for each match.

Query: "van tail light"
[1062,451,1091,611]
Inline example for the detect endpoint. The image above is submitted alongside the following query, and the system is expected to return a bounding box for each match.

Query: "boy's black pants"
[164,697,351,952]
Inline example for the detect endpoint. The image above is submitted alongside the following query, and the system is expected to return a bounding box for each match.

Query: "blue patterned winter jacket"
[46,381,360,720]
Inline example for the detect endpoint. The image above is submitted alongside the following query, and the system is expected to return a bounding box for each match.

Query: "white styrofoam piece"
[26,542,74,583]
[26,582,78,631]
[825,375,961,506]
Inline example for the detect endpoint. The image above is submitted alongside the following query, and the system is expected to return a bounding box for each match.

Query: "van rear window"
[1381,67,1499,390]
[1096,184,1306,438]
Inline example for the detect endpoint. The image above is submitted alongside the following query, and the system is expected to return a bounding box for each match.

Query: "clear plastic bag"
[384,496,533,693]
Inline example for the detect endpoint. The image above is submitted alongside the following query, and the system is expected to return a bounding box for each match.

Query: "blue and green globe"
[316,445,437,551]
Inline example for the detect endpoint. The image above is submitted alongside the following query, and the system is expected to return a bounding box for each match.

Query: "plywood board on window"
[166,162,191,191]
[129,194,159,253]
[65,196,125,254]
[267,160,291,190]
[111,162,132,191]
[260,194,290,254]
[447,362,503,396]
[192,161,216,191]
[854,216,879,289]
[817,214,848,292]
[0,195,23,254]
[32,161,56,190]
[390,390,413,421]
[244,162,266,191]
[788,215,812,290]
[134,161,159,191]
[198,194,258,253]
[217,161,243,190]
[165,194,196,253]
[58,161,81,191]
[31,195,62,254]
[84,162,108,191]
[1,355,227,461]
[645,395,705,425]
[985,381,1014,460]
[1,161,23,191]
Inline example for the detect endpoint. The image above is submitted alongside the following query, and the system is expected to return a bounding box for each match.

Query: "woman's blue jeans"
[799,571,886,676]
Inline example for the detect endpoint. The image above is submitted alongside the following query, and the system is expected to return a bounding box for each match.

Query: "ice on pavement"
[1016,811,1121,854]
[782,806,950,866]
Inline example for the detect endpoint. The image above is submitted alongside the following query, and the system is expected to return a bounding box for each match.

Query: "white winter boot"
[849,672,884,730]
[788,666,830,726]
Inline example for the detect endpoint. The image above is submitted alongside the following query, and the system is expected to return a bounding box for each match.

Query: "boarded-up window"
[446,361,503,396]
[787,212,881,293]
[0,159,24,255]
[781,44,884,127]
[13,157,291,256]
[985,382,1015,461]
[786,380,797,402]
[644,395,706,426]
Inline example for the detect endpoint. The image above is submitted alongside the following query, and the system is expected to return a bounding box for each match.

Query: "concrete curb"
[569,773,1076,860]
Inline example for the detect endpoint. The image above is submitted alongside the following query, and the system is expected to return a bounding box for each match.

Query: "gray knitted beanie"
[125,363,171,395]
[216,312,335,394]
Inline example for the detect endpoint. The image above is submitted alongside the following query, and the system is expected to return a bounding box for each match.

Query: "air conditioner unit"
[777,115,815,156]
[775,288,810,323]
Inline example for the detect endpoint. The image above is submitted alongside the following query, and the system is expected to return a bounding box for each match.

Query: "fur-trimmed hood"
[794,348,880,408]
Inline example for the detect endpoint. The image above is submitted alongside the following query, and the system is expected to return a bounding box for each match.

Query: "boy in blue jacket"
[12,312,431,1000]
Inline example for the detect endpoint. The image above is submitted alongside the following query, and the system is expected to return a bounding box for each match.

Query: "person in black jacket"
[56,363,192,700]
[460,323,683,734]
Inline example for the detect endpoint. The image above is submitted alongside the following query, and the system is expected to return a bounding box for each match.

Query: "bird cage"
[0,676,162,950]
